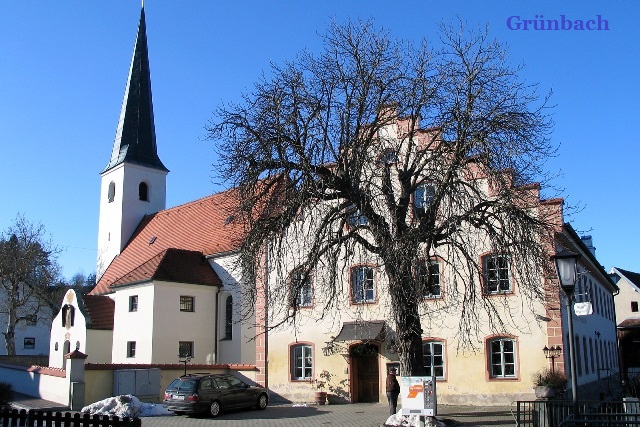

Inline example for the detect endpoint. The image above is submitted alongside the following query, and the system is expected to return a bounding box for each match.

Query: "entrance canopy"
[333,320,386,342]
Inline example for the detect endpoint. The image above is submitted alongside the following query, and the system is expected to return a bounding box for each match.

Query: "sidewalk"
[9,394,515,427]
[138,403,515,426]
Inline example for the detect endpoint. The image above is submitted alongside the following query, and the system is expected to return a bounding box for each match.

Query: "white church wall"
[48,290,88,369]
[209,253,256,365]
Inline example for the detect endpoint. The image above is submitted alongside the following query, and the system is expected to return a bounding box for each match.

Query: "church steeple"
[103,6,168,173]
[97,6,168,279]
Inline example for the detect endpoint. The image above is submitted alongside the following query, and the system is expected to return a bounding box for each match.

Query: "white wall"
[111,283,155,364]
[97,163,167,277]
[48,290,88,369]
[111,280,219,364]
[209,253,256,365]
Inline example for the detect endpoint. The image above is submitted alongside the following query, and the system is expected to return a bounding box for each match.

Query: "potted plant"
[532,369,567,399]
[313,375,327,405]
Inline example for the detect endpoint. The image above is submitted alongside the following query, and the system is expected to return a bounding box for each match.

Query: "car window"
[200,379,214,391]
[227,376,247,389]
[169,379,197,392]
[213,376,231,389]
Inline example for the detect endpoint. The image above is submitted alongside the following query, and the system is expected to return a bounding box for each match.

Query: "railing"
[0,408,142,427]
[515,400,640,427]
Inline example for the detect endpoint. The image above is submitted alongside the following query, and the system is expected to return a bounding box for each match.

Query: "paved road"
[140,403,515,426]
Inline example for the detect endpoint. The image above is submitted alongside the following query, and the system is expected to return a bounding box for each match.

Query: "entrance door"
[351,343,379,403]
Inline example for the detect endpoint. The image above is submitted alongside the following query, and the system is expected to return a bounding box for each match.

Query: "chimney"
[581,235,596,256]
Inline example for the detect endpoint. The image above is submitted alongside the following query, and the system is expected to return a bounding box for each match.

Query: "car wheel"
[173,411,185,416]
[210,400,222,417]
[257,393,268,410]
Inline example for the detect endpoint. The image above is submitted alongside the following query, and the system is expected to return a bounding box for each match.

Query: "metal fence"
[0,408,142,427]
[515,400,640,427]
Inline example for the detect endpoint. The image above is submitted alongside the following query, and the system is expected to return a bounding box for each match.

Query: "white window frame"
[351,266,375,303]
[129,295,138,312]
[489,337,516,378]
[127,341,136,358]
[346,205,368,227]
[418,259,441,298]
[413,183,436,217]
[423,341,445,379]
[291,344,313,380]
[483,254,511,294]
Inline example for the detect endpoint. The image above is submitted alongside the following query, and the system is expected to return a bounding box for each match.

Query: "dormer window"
[108,182,116,203]
[139,182,149,201]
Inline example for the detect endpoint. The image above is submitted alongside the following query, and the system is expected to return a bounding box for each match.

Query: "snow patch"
[384,413,446,427]
[81,395,173,417]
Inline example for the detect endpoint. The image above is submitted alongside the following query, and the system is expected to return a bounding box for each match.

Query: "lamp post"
[552,249,581,418]
[543,345,562,372]
[179,354,191,376]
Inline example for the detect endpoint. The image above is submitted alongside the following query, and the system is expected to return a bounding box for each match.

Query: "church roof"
[81,295,115,330]
[90,188,245,296]
[110,248,221,288]
[102,6,168,174]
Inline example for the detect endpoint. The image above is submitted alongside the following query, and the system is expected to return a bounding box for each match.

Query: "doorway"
[350,343,379,403]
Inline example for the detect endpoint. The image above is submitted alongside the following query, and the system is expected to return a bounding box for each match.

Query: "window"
[414,183,436,218]
[26,314,37,325]
[224,296,233,340]
[291,270,313,308]
[24,337,35,350]
[127,341,136,358]
[346,205,368,227]
[489,338,516,378]
[483,254,511,294]
[129,295,138,312]
[632,301,638,312]
[378,149,398,165]
[108,181,115,203]
[179,341,194,358]
[423,341,445,379]
[180,296,194,312]
[418,259,441,298]
[291,344,313,380]
[351,266,375,303]
[138,182,149,201]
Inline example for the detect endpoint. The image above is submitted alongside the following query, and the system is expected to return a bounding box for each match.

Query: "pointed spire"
[103,6,168,173]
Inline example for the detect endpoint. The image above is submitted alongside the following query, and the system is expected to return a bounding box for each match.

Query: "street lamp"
[543,345,562,372]
[179,354,191,376]
[552,249,580,417]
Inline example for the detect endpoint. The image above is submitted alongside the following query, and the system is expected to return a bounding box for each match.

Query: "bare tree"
[0,215,61,354]
[208,21,558,375]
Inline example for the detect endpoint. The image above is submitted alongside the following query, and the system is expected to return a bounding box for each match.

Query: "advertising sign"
[399,376,437,416]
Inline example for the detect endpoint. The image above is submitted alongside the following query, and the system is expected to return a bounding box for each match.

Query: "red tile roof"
[91,189,245,296]
[110,248,221,288]
[81,295,115,329]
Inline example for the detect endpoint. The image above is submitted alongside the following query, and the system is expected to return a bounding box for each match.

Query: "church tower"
[97,6,168,278]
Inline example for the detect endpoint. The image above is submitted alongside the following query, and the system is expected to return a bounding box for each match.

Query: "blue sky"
[1,1,638,280]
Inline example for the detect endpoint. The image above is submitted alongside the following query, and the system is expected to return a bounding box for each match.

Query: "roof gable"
[613,267,640,292]
[91,189,244,295]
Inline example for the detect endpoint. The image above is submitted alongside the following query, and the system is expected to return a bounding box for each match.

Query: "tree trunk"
[4,311,16,355]
[387,265,426,376]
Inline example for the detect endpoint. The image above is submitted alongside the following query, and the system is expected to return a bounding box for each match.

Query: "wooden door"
[351,344,379,403]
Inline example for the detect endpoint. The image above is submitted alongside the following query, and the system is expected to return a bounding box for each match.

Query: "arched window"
[224,295,233,339]
[108,182,116,203]
[138,182,149,201]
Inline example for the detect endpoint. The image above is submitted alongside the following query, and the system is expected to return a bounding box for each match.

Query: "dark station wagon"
[163,373,269,417]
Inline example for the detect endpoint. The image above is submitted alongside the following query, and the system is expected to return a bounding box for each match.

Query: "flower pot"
[534,386,556,399]
[314,391,327,405]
